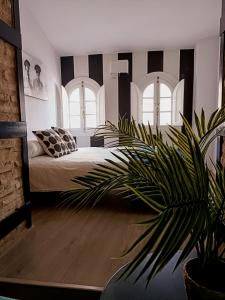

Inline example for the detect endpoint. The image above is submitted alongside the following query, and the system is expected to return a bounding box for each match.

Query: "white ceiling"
[22,0,222,56]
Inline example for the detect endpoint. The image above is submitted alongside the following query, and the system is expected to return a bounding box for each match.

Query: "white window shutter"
[131,82,141,122]
[172,79,184,126]
[97,85,105,125]
[61,85,70,128]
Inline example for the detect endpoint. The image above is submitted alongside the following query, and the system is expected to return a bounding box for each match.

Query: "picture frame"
[22,52,48,101]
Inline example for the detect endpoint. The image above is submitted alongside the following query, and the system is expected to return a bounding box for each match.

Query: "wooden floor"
[0,195,152,288]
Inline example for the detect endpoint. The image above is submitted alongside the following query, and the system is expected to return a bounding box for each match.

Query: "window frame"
[134,72,178,127]
[65,77,101,132]
[159,82,173,126]
[142,78,173,126]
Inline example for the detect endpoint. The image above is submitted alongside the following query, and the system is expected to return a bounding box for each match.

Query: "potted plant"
[63,108,225,299]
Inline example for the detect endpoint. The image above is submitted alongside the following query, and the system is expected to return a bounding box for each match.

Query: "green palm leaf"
[63,106,225,283]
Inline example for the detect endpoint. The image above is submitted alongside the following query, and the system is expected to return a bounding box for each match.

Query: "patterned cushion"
[32,129,70,158]
[51,127,77,152]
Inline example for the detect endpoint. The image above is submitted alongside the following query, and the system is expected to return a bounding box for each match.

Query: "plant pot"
[184,258,225,300]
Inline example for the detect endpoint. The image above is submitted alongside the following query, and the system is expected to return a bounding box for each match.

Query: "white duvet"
[29,147,126,192]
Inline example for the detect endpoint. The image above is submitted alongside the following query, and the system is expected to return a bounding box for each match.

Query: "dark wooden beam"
[0,122,27,138]
[0,202,31,239]
[0,278,102,300]
[0,0,32,239]
[13,0,21,32]
[16,49,26,122]
[0,19,21,48]
[21,136,32,228]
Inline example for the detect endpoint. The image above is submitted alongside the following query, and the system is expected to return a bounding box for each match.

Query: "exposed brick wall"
[0,139,24,221]
[0,142,26,252]
[0,0,13,26]
[0,0,26,251]
[0,38,20,121]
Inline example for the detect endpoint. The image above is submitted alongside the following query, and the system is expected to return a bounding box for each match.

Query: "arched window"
[69,84,97,129]
[131,72,184,127]
[142,80,172,126]
[62,78,105,132]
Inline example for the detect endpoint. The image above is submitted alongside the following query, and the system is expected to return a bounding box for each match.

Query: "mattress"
[29,147,126,192]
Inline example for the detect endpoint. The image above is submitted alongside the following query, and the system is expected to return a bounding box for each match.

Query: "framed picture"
[22,52,48,101]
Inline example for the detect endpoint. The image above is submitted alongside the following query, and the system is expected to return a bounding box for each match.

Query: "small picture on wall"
[22,52,48,101]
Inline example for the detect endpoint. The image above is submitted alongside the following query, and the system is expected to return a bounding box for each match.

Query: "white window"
[69,84,97,129]
[142,79,172,126]
[61,77,105,132]
[131,72,184,127]
[143,83,154,125]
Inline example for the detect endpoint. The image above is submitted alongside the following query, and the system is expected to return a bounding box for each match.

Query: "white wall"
[20,4,220,150]
[19,1,61,140]
[193,36,220,163]
[194,36,220,117]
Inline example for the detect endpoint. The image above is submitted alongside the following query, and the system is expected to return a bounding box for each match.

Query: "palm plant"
[63,108,225,285]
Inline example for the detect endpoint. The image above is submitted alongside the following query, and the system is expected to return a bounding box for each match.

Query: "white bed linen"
[29,147,126,192]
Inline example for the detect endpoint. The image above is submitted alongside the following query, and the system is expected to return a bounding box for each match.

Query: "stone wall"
[0,138,26,255]
[0,139,24,221]
[0,0,13,27]
[0,0,26,253]
[0,38,20,121]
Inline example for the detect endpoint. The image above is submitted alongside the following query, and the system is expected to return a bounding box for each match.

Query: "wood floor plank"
[0,196,152,288]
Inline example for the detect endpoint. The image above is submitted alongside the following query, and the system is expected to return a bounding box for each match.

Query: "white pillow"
[27,140,45,159]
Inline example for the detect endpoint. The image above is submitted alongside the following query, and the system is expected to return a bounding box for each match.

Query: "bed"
[29,147,125,192]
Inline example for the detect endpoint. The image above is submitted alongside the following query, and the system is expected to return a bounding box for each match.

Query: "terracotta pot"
[184,258,225,300]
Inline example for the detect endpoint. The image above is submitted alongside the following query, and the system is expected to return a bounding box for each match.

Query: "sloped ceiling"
[21,0,222,55]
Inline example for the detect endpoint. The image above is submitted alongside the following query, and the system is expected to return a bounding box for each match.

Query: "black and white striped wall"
[60,49,194,125]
